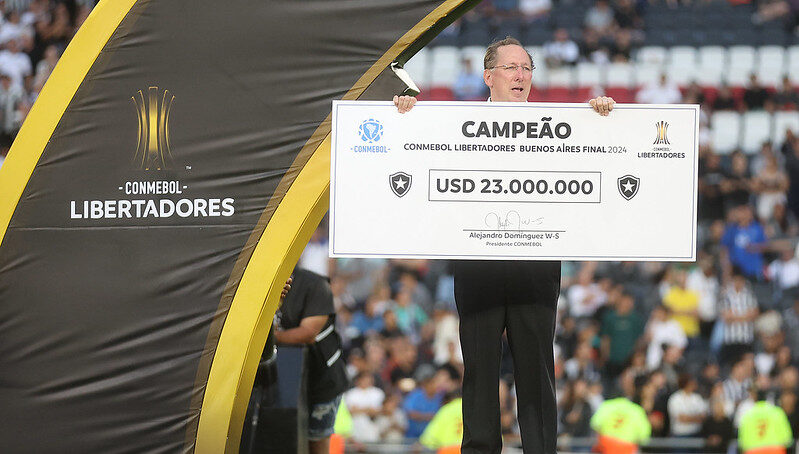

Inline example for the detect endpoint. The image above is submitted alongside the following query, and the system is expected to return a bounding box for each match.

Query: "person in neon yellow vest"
[589,397,651,454]
[738,400,793,454]
[420,396,463,453]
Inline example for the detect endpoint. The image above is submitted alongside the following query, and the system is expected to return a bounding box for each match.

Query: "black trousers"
[454,260,560,454]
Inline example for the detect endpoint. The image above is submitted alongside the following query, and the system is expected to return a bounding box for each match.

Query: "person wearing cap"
[590,397,651,454]
[403,364,445,439]
[394,37,614,454]
[738,400,793,454]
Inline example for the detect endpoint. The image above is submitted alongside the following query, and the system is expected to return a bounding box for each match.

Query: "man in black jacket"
[394,37,614,454]
[273,268,348,454]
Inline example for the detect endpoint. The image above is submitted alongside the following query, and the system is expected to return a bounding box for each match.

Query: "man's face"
[483,45,532,103]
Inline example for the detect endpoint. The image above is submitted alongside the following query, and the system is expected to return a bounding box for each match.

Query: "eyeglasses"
[488,63,534,73]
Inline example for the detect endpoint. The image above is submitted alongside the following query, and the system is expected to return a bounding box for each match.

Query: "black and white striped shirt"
[721,285,758,345]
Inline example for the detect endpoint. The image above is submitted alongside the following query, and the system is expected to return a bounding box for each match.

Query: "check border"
[330,101,699,261]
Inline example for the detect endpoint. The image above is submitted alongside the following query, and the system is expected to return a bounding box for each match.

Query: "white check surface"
[330,101,699,261]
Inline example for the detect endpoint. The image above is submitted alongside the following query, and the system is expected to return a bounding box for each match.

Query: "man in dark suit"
[394,37,614,454]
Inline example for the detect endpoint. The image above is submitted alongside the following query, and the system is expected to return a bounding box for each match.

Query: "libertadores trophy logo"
[653,120,670,145]
[359,118,383,143]
[389,171,411,197]
[617,175,640,200]
[132,86,175,170]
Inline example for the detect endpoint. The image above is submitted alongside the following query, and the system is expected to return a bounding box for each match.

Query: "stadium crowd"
[0,0,92,169]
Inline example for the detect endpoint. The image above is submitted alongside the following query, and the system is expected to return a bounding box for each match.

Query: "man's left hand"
[281,277,292,300]
[393,95,417,114]
[589,96,615,116]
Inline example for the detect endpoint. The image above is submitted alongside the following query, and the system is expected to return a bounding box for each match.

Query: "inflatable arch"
[0,1,477,452]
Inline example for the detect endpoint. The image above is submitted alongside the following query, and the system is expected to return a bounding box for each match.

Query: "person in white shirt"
[686,259,720,339]
[636,74,682,105]
[567,267,607,319]
[668,375,708,436]
[0,38,31,90]
[543,28,579,68]
[344,372,385,442]
[767,248,799,292]
[645,305,688,370]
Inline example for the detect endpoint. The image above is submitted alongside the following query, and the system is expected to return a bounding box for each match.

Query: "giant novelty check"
[329,101,699,261]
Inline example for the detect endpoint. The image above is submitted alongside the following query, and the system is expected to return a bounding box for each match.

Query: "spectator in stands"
[774,76,799,110]
[663,268,701,345]
[613,0,643,30]
[644,305,688,370]
[720,272,760,365]
[32,44,58,97]
[743,74,772,111]
[0,11,32,47]
[701,396,735,454]
[752,141,784,177]
[300,224,331,278]
[345,372,384,442]
[584,0,615,37]
[668,374,708,440]
[609,29,635,63]
[560,379,594,437]
[518,0,551,22]
[636,74,682,105]
[699,152,727,222]
[722,152,753,211]
[376,393,407,442]
[722,205,768,280]
[579,28,610,64]
[543,28,579,68]
[723,356,755,408]
[452,57,487,101]
[392,288,428,341]
[350,295,385,340]
[403,364,444,439]
[0,38,31,90]
[783,299,799,354]
[688,258,720,342]
[0,71,26,146]
[567,265,607,320]
[781,130,799,219]
[600,293,644,378]
[712,85,738,111]
[753,152,789,221]
[564,340,602,382]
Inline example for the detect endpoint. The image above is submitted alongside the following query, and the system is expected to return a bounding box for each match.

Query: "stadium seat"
[605,63,634,88]
[547,66,574,88]
[668,46,698,68]
[576,62,603,87]
[634,63,661,87]
[695,66,724,87]
[728,45,756,76]
[788,45,799,68]
[711,111,742,154]
[757,64,784,87]
[741,111,773,153]
[759,46,786,70]
[666,64,695,85]
[430,46,461,88]
[698,46,727,70]
[403,47,431,90]
[724,64,751,87]
[636,46,668,65]
[773,111,799,145]
[526,46,544,66]
[461,46,486,69]
[544,87,575,102]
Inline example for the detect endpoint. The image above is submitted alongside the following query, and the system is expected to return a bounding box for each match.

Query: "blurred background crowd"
[2,0,799,452]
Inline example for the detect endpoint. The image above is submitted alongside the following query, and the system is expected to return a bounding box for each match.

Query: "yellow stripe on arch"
[196,1,475,452]
[0,0,138,245]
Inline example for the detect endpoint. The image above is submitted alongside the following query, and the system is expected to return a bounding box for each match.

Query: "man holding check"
[393,37,614,454]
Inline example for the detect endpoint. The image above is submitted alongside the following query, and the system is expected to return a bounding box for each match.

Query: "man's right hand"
[393,95,416,113]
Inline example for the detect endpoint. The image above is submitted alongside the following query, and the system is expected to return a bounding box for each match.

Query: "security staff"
[590,397,651,454]
[420,395,463,453]
[394,37,614,454]
[738,400,793,454]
